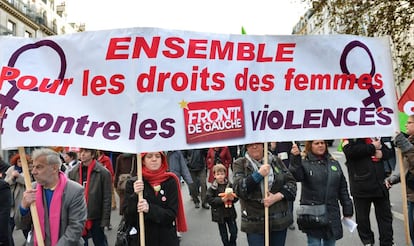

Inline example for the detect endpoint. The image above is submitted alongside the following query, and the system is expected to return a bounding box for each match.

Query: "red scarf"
[35,172,67,246]
[141,153,187,232]
[79,159,96,236]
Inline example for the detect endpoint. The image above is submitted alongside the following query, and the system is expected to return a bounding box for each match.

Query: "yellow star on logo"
[179,100,188,109]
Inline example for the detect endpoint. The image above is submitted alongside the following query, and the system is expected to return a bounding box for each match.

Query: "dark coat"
[114,154,137,190]
[290,152,354,240]
[183,149,208,172]
[343,138,391,198]
[0,159,10,179]
[232,155,297,233]
[124,176,179,246]
[206,180,238,223]
[68,161,112,227]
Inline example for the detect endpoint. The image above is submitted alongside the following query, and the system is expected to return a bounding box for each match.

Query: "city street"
[13,142,409,245]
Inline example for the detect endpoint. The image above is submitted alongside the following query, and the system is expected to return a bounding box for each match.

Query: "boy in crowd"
[206,164,238,246]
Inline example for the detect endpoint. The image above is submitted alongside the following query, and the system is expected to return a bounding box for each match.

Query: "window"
[7,20,16,36]
[24,31,32,38]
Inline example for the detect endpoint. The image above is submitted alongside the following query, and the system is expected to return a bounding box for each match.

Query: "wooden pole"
[136,153,145,246]
[18,147,44,246]
[396,148,411,245]
[393,82,411,245]
[264,143,269,246]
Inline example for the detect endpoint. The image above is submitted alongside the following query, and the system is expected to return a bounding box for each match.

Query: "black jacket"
[206,180,238,223]
[183,149,208,171]
[343,138,391,198]
[124,177,179,246]
[290,152,353,240]
[0,179,11,245]
[0,159,10,179]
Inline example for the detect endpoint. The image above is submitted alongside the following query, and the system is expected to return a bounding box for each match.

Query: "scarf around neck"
[35,171,67,246]
[245,151,275,198]
[79,159,96,235]
[142,157,187,232]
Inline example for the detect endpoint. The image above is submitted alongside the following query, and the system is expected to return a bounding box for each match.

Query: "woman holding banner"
[123,151,187,246]
[232,143,297,246]
[289,140,354,246]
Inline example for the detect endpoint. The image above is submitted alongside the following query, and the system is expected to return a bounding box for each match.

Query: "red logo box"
[183,99,245,144]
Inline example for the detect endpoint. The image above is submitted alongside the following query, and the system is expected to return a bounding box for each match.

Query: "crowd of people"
[1,115,414,246]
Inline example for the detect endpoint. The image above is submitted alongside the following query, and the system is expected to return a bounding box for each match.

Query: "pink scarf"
[34,172,67,246]
[79,160,97,236]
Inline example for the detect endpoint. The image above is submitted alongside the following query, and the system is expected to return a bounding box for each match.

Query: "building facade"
[0,0,84,38]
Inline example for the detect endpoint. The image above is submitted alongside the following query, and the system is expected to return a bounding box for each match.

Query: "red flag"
[398,79,414,114]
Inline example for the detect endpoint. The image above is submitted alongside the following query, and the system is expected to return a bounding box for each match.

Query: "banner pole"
[396,147,411,245]
[18,147,44,246]
[264,143,269,246]
[136,153,145,246]
[393,75,411,245]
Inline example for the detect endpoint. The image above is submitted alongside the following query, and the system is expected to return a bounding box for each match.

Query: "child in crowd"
[206,164,238,246]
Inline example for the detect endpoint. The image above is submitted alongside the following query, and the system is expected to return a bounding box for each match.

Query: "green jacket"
[232,155,296,233]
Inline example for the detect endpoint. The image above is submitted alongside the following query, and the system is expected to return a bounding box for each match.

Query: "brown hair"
[213,163,227,174]
[304,140,329,156]
[79,148,97,159]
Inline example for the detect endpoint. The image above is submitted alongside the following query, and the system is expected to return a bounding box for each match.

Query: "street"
[13,142,409,245]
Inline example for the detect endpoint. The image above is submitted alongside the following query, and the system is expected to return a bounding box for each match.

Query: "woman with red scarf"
[123,152,187,246]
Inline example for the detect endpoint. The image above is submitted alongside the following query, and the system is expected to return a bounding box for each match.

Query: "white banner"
[0,27,398,153]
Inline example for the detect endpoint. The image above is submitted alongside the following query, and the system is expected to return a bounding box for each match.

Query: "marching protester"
[206,163,238,246]
[385,115,414,245]
[0,155,10,179]
[68,148,112,246]
[0,178,11,246]
[183,148,210,209]
[63,151,79,176]
[167,150,193,186]
[16,148,87,245]
[97,150,116,210]
[290,140,354,245]
[5,153,31,245]
[114,153,137,216]
[232,142,297,246]
[342,137,394,246]
[123,151,187,246]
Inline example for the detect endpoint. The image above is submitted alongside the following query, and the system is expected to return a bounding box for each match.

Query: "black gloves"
[395,133,413,152]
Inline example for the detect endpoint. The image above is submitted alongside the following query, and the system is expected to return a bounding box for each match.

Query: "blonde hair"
[213,163,227,175]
